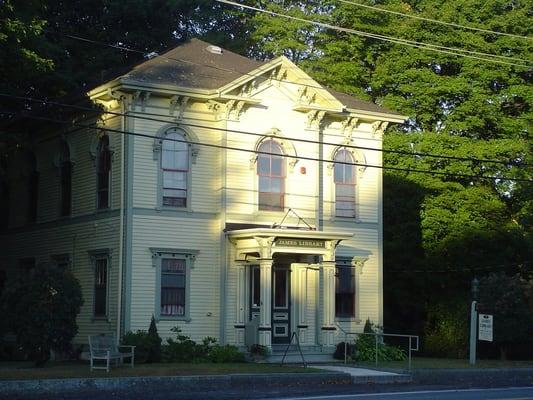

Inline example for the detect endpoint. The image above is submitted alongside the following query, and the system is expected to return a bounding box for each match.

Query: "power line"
[61,31,533,125]
[215,0,532,68]
[1,93,529,168]
[3,109,531,183]
[336,0,533,41]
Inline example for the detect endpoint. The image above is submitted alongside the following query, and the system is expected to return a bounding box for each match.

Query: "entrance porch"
[227,228,353,351]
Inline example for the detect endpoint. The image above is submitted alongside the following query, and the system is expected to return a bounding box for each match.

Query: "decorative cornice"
[306,110,326,130]
[169,95,190,119]
[371,121,389,139]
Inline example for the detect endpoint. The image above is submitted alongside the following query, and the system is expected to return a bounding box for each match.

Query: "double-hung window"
[257,139,285,211]
[335,261,355,319]
[96,136,111,209]
[334,149,356,218]
[151,248,198,321]
[161,130,188,207]
[160,258,186,317]
[93,257,108,318]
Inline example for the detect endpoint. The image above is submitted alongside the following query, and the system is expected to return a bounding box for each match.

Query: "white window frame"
[153,126,199,212]
[150,247,199,322]
[334,256,366,323]
[257,139,286,212]
[328,147,366,221]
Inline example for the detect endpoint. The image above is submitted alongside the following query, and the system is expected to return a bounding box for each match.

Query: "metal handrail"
[280,331,307,368]
[335,323,419,370]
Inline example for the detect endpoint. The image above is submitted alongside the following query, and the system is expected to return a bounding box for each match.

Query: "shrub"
[250,344,269,357]
[209,345,245,363]
[355,334,406,362]
[423,301,468,358]
[122,316,162,363]
[162,327,245,363]
[163,326,204,362]
[338,319,406,362]
[333,342,355,360]
[0,262,83,366]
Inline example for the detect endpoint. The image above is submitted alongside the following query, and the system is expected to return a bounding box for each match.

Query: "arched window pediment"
[153,125,198,164]
[89,131,114,164]
[327,146,366,178]
[250,128,298,172]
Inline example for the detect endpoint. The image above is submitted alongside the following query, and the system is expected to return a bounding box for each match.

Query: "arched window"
[334,149,356,217]
[161,130,188,207]
[257,139,285,211]
[59,141,72,216]
[96,135,111,209]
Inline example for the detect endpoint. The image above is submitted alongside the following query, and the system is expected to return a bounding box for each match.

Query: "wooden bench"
[88,334,135,372]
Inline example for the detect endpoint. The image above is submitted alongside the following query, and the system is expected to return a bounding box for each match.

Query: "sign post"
[469,300,477,365]
[478,314,493,342]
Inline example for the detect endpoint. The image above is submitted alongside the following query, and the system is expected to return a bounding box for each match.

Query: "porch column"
[321,260,336,347]
[258,258,273,348]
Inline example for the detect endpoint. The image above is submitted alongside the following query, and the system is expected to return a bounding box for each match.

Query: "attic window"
[206,45,223,55]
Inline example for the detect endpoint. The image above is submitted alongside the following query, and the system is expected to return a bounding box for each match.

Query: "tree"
[477,273,533,359]
[235,0,532,340]
[0,263,83,366]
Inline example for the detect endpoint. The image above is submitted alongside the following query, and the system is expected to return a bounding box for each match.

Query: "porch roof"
[226,228,353,242]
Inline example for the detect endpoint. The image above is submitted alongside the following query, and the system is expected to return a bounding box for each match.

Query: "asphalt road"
[264,387,533,400]
[8,385,533,400]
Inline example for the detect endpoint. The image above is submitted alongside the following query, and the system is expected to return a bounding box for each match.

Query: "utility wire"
[336,0,533,41]
[215,0,532,67]
[1,93,529,168]
[3,109,531,183]
[61,31,533,123]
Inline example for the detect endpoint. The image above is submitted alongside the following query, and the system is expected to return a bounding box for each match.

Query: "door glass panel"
[252,267,260,307]
[274,269,287,308]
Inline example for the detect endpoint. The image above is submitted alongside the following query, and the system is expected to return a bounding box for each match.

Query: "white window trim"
[153,125,199,212]
[334,256,367,323]
[150,247,199,322]
[328,146,366,221]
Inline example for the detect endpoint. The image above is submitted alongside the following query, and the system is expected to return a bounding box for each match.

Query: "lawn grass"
[353,357,533,371]
[0,361,318,381]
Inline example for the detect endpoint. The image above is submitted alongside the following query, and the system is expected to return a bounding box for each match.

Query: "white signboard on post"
[478,314,493,342]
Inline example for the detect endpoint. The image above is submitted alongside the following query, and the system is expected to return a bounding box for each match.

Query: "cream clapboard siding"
[0,217,121,344]
[129,214,221,341]
[225,84,319,223]
[0,117,124,344]
[332,228,381,337]
[221,80,383,346]
[223,244,239,346]
[322,122,381,223]
[130,99,222,213]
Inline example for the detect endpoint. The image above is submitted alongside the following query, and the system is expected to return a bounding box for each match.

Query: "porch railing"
[335,324,419,370]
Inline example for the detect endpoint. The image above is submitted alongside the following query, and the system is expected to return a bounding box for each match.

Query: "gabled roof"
[118,38,402,117]
[122,38,265,90]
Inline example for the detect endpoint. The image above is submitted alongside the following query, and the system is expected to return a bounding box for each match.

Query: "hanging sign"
[478,314,493,342]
